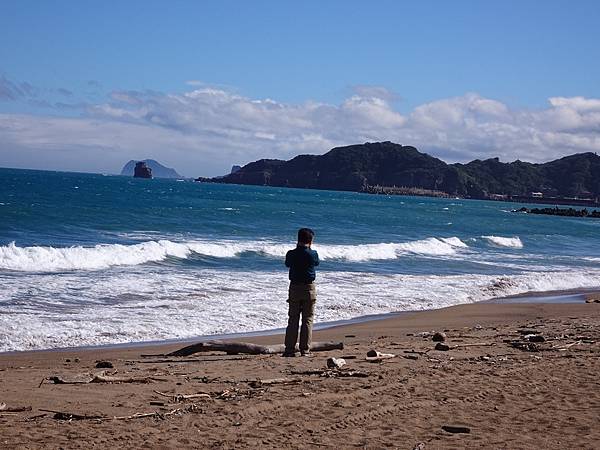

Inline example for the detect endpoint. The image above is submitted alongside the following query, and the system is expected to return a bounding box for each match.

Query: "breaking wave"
[482,236,524,248]
[0,236,470,272]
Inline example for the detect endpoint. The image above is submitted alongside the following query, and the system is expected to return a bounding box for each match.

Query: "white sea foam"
[0,237,470,271]
[1,266,599,352]
[482,236,524,248]
[0,240,192,271]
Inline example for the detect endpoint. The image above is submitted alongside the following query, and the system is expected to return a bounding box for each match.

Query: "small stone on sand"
[432,332,446,342]
[95,361,114,369]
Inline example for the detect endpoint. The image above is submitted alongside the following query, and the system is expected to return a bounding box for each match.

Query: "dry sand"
[1,300,599,449]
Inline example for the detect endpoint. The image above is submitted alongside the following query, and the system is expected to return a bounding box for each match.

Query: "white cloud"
[548,96,600,111]
[1,84,600,177]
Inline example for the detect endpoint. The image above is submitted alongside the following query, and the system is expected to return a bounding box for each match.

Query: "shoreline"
[3,286,598,357]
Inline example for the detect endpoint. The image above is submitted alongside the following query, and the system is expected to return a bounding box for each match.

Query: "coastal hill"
[121,159,181,179]
[207,142,600,199]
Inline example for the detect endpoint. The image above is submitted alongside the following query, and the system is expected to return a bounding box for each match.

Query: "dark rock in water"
[95,361,114,368]
[122,159,181,178]
[231,165,242,174]
[133,161,153,178]
[432,332,446,342]
[434,342,450,351]
[442,425,471,434]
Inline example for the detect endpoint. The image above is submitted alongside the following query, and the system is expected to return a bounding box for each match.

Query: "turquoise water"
[1,167,599,351]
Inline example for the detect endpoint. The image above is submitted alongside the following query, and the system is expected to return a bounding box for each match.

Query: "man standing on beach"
[283,228,319,357]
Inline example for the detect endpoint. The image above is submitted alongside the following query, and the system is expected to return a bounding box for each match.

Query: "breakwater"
[517,206,600,218]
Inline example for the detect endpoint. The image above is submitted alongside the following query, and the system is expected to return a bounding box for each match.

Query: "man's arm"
[312,250,320,266]
[285,250,292,267]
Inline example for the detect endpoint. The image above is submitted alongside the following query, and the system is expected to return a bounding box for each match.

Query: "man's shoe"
[281,351,296,357]
[300,351,312,357]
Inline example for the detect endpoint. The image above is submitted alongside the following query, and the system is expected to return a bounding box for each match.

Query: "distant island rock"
[121,159,181,179]
[133,161,152,178]
[205,141,600,202]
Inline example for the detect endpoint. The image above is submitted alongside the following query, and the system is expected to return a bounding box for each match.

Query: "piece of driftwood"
[39,409,104,421]
[154,390,212,402]
[0,405,31,413]
[44,376,90,385]
[25,413,48,421]
[166,340,343,357]
[91,374,168,383]
[337,370,369,378]
[365,350,396,362]
[554,340,583,351]
[40,404,202,422]
[248,378,302,388]
[442,425,471,434]
[42,374,167,386]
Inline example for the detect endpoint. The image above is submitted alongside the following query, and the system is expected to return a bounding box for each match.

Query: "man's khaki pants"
[284,283,316,353]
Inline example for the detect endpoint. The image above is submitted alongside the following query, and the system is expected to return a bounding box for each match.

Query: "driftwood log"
[153,390,212,402]
[40,404,202,421]
[42,374,168,386]
[167,340,343,357]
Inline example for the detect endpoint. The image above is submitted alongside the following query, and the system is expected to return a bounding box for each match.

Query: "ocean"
[1,167,599,352]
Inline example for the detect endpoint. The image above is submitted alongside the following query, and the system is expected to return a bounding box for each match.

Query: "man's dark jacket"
[285,245,319,284]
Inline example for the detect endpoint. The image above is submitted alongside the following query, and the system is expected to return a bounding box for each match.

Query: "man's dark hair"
[297,228,315,244]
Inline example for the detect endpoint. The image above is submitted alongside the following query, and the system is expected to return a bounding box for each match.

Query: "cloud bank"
[1,80,600,176]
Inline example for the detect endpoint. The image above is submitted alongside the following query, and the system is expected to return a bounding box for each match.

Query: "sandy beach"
[0,295,599,449]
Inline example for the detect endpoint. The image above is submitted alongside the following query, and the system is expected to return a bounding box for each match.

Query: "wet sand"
[1,298,599,449]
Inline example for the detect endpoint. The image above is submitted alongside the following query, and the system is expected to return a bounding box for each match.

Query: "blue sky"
[1,1,600,176]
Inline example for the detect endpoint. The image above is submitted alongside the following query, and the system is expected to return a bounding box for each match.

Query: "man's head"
[297,228,315,246]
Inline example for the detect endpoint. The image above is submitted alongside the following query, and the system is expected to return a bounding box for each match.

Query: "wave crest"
[482,236,523,249]
[0,236,469,272]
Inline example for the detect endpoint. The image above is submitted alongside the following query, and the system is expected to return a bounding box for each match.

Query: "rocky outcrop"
[133,161,152,178]
[231,165,242,174]
[122,159,181,178]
